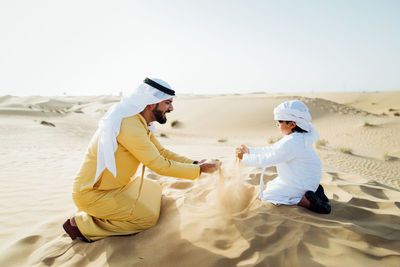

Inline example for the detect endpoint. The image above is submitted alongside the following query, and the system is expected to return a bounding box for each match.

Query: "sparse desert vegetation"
[384,153,398,161]
[340,147,353,154]
[40,120,55,127]
[315,139,328,149]
[268,136,282,144]
[171,120,180,127]
[363,121,373,127]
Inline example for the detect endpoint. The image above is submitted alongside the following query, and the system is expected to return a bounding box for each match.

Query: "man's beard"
[153,106,168,124]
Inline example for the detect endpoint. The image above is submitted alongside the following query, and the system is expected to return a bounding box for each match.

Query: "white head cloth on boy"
[273,100,319,146]
[94,78,175,184]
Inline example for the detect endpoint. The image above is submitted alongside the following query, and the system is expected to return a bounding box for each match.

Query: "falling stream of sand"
[213,159,256,214]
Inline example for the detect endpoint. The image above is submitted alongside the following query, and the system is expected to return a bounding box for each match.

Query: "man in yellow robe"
[63,78,218,242]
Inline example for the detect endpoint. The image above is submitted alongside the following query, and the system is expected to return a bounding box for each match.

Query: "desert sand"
[0,91,399,266]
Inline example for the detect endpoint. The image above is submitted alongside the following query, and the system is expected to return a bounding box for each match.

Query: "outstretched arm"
[150,134,219,174]
[242,138,297,167]
[236,144,273,159]
[150,134,196,164]
[249,146,274,154]
[118,120,200,180]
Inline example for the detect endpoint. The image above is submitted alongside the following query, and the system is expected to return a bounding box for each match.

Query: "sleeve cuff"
[242,154,250,165]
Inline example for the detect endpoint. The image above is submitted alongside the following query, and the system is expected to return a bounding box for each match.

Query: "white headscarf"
[273,100,319,146]
[94,78,175,184]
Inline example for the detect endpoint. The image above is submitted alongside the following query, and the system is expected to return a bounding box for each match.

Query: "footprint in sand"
[337,184,390,200]
[29,236,75,266]
[253,224,274,237]
[15,235,42,245]
[146,173,159,180]
[169,181,194,190]
[213,239,231,250]
[360,184,390,200]
[348,197,379,209]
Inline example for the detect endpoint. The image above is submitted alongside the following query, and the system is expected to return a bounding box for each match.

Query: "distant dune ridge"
[0,92,399,266]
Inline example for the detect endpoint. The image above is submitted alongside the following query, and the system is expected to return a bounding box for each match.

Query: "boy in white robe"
[236,100,330,214]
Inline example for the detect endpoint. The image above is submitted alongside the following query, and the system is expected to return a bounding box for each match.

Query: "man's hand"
[199,160,220,174]
[193,159,207,164]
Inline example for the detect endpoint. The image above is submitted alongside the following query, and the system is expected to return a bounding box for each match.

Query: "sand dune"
[0,92,399,266]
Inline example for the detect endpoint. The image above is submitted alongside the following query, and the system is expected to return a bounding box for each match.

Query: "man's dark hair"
[278,120,308,133]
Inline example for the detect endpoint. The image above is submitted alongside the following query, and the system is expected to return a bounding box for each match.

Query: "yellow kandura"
[72,114,200,241]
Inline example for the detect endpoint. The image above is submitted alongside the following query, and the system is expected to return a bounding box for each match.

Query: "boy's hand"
[235,144,249,160]
[240,145,249,154]
[235,148,244,160]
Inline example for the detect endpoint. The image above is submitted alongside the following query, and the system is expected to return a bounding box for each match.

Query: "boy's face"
[276,121,296,135]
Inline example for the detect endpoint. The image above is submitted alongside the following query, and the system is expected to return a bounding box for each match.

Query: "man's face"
[152,98,174,124]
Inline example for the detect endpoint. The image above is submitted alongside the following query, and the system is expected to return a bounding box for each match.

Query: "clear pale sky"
[1,0,399,96]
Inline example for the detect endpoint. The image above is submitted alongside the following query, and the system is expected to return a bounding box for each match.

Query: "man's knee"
[147,211,160,228]
[143,178,162,192]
